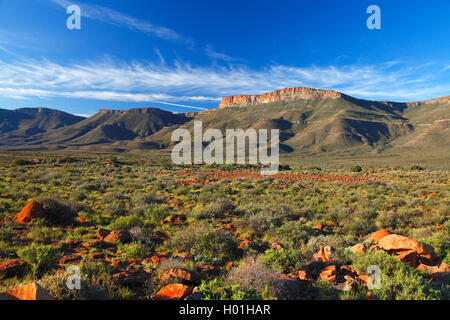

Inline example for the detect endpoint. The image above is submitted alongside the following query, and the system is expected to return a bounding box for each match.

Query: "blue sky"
[0,0,449,116]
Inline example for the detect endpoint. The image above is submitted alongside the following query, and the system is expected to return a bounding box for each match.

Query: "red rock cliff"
[218,87,342,109]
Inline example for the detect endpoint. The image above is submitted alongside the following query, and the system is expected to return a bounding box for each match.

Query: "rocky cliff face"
[218,87,342,109]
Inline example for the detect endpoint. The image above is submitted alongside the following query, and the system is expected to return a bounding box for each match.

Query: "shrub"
[17,245,61,275]
[192,198,236,220]
[108,215,144,231]
[350,166,362,172]
[270,222,318,249]
[260,248,305,273]
[227,256,288,299]
[33,197,82,225]
[197,278,260,300]
[168,225,239,264]
[39,272,108,300]
[351,250,440,300]
[117,242,147,260]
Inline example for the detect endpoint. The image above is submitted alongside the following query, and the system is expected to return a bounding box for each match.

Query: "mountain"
[0,107,190,151]
[0,108,85,147]
[0,88,448,158]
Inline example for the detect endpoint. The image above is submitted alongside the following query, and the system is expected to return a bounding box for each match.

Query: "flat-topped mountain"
[218,87,342,109]
[0,87,448,157]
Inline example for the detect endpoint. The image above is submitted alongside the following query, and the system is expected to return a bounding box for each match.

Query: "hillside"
[0,88,448,158]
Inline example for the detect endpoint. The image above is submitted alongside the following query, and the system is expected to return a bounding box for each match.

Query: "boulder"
[0,282,54,300]
[154,284,193,300]
[58,255,82,266]
[313,246,333,262]
[378,234,435,257]
[113,271,148,285]
[103,230,131,244]
[349,243,366,255]
[97,228,111,240]
[320,265,337,282]
[396,250,418,267]
[160,268,200,284]
[15,201,45,225]
[0,258,26,279]
[367,230,391,243]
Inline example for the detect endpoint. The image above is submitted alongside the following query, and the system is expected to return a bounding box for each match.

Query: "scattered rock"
[320,265,337,282]
[97,228,111,240]
[160,268,200,284]
[58,255,82,266]
[15,201,45,225]
[297,270,308,280]
[367,230,391,243]
[417,262,450,280]
[349,243,366,255]
[154,284,193,300]
[161,215,187,225]
[0,258,27,279]
[103,230,131,244]
[313,246,333,262]
[396,250,418,267]
[0,282,54,300]
[378,234,435,258]
[113,271,148,285]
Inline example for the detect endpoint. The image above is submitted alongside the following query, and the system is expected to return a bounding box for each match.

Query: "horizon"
[2,85,449,118]
[0,0,449,115]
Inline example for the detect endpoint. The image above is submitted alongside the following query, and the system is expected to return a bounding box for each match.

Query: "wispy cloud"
[46,0,190,43]
[0,57,448,105]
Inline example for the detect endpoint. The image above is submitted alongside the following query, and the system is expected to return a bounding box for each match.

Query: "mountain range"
[0,87,449,157]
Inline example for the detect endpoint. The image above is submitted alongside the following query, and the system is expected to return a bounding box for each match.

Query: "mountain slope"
[0,88,448,157]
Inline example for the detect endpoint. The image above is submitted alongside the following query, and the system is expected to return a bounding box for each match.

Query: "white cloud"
[0,58,448,105]
[46,0,189,42]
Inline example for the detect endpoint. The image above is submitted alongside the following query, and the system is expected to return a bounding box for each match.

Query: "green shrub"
[17,244,61,275]
[197,278,260,300]
[260,248,305,273]
[350,166,363,172]
[351,250,441,300]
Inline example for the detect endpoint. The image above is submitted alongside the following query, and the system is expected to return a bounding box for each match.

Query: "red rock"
[367,230,391,243]
[0,283,53,300]
[320,265,337,282]
[15,201,45,225]
[378,234,435,257]
[417,262,450,280]
[113,271,147,284]
[297,270,308,280]
[218,87,342,109]
[58,255,82,266]
[154,284,192,300]
[103,230,131,244]
[350,243,366,255]
[313,246,333,262]
[396,250,418,267]
[160,268,200,284]
[97,228,111,240]
[0,259,26,278]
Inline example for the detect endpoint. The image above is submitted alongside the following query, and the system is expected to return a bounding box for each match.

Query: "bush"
[197,278,260,300]
[39,272,109,300]
[350,166,363,172]
[192,198,236,220]
[351,250,441,300]
[33,197,82,225]
[227,256,287,299]
[168,225,239,264]
[17,245,61,276]
[260,248,305,273]
[117,242,147,260]
[270,222,318,249]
